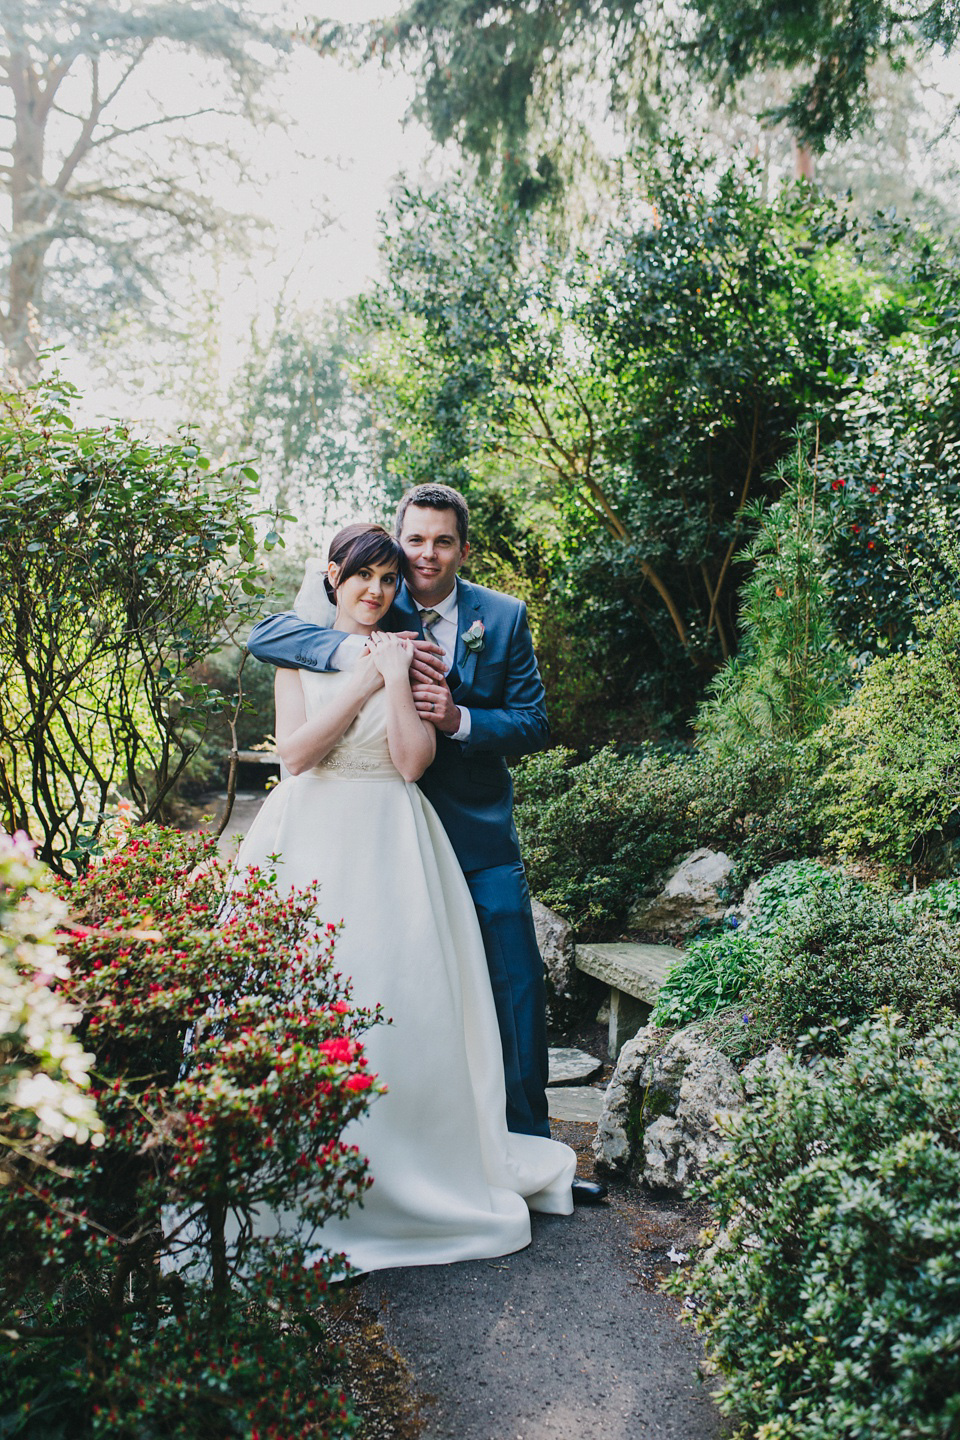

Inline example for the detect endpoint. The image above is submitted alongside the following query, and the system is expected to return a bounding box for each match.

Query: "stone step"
[547,1046,602,1087]
[575,941,683,1060]
[547,1086,605,1124]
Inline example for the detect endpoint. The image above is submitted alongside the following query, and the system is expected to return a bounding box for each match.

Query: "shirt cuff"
[449,705,472,742]
[329,634,366,671]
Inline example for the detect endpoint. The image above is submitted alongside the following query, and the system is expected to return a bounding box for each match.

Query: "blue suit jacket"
[245,578,549,872]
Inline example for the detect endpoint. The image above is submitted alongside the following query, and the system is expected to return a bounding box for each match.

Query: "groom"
[247,484,605,1201]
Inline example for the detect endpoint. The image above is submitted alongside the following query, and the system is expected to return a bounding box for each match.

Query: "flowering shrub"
[0,830,101,1150]
[0,826,381,1439]
[674,1013,960,1439]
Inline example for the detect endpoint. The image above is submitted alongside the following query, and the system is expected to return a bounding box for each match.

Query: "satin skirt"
[233,761,575,1273]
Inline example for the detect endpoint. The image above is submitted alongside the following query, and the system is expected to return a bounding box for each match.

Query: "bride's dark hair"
[323,523,403,602]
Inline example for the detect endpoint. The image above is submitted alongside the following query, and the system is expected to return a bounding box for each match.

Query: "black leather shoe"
[571,1177,608,1205]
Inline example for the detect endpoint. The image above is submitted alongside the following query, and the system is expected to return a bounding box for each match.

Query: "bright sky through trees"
[50,1,436,428]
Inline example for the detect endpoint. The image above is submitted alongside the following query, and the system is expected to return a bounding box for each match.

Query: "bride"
[234,522,575,1272]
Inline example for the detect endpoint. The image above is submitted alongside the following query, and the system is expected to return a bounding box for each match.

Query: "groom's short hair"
[395,484,469,548]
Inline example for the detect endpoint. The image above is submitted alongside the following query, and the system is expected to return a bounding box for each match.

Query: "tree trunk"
[3,50,54,381]
[793,140,816,182]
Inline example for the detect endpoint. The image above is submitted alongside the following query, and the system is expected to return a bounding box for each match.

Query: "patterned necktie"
[418,608,442,645]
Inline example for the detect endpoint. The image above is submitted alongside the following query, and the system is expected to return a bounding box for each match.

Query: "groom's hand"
[394,632,446,686]
[412,680,461,734]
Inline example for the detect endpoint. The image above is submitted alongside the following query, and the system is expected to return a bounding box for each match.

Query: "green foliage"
[235,305,395,522]
[314,0,960,186]
[1,0,288,371]
[652,928,766,1030]
[311,1,664,198]
[697,443,849,758]
[1,826,376,1438]
[690,0,960,147]
[813,601,960,868]
[513,745,699,932]
[514,740,827,934]
[651,861,844,1029]
[904,875,960,925]
[813,229,960,658]
[674,1012,960,1439]
[0,375,281,873]
[750,879,960,1050]
[743,859,845,935]
[360,152,879,733]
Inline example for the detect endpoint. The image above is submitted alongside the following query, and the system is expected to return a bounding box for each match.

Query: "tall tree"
[689,0,960,148]
[354,153,879,683]
[0,1,287,377]
[310,0,960,186]
[310,1,677,197]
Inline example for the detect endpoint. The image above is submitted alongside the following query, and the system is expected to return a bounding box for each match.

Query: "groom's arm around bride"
[245,485,608,1198]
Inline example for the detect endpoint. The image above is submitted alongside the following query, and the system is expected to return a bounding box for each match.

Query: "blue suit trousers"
[464,861,550,1139]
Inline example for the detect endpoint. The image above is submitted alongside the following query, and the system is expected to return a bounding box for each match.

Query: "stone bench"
[575,942,682,1059]
[232,748,281,787]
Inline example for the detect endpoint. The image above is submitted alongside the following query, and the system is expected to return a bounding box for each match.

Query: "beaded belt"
[312,751,400,780]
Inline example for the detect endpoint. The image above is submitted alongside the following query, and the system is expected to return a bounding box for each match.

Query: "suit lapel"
[453,579,483,694]
[391,582,422,634]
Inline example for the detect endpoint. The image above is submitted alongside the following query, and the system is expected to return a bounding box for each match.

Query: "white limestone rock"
[629,848,735,936]
[531,897,576,1000]
[741,1045,789,1096]
[594,1023,748,1194]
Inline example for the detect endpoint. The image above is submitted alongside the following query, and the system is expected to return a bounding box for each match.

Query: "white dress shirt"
[331,584,472,741]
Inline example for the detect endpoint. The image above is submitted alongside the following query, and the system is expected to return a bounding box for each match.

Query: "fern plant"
[697,435,848,759]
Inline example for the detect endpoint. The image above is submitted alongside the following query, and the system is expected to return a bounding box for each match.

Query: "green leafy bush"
[693,739,822,874]
[697,450,848,760]
[513,745,699,931]
[750,879,960,1050]
[0,375,284,873]
[744,859,846,935]
[813,601,960,869]
[514,742,825,935]
[903,875,960,925]
[652,861,844,1030]
[1,827,378,1438]
[651,929,766,1029]
[674,1013,960,1439]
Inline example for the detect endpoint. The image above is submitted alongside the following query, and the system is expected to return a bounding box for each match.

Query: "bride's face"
[329,558,399,632]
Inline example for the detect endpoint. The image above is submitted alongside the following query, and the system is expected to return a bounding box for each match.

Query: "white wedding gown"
[233,670,575,1272]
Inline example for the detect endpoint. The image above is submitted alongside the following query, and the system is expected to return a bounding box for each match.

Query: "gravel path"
[361,1128,722,1440]
[205,793,723,1439]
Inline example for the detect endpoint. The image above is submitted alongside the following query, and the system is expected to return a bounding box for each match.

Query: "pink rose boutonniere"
[463,620,485,653]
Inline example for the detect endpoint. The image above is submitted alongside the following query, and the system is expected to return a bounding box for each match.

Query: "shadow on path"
[363,1170,722,1440]
[196,791,723,1439]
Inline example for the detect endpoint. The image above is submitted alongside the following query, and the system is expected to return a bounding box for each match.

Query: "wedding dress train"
[232,670,575,1272]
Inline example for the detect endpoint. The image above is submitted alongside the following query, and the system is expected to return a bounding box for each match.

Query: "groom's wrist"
[447,706,471,742]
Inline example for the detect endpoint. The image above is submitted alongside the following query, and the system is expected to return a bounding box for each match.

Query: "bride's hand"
[352,646,385,696]
[368,632,414,682]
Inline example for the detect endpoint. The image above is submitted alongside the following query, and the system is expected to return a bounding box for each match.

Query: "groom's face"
[398,505,469,607]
